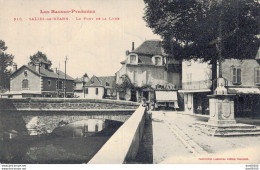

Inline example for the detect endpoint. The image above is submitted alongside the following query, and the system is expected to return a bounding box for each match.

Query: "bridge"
[0,98,147,163]
[0,98,139,135]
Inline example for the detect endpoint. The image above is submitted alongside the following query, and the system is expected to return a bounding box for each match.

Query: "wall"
[182,59,211,84]
[0,98,139,111]
[126,65,166,86]
[11,67,41,92]
[88,106,146,164]
[116,64,127,84]
[117,64,181,89]
[84,87,105,99]
[74,82,84,91]
[222,59,260,87]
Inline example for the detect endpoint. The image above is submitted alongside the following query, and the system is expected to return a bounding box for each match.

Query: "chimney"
[13,63,17,72]
[132,42,134,51]
[35,62,40,73]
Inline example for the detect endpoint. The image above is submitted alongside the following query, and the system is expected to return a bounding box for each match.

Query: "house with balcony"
[6,60,74,98]
[115,40,182,109]
[180,48,260,117]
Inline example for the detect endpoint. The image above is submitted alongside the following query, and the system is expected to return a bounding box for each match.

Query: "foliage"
[29,51,52,66]
[0,40,14,91]
[115,74,153,91]
[143,0,260,63]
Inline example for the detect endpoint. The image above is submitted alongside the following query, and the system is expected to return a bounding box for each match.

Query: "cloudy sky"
[0,0,160,78]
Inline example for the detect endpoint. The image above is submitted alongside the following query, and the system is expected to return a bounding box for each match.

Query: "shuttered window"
[232,67,241,85]
[133,71,137,84]
[255,68,260,84]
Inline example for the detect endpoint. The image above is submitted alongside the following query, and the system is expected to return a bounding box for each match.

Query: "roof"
[132,40,164,56]
[138,55,154,65]
[228,88,260,94]
[97,76,115,88]
[74,77,83,83]
[11,65,74,80]
[85,75,115,88]
[120,40,167,65]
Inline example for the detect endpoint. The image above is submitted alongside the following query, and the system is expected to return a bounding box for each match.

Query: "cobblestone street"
[151,111,260,164]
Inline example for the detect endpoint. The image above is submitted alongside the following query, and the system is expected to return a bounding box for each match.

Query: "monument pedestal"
[208,94,236,125]
[194,78,260,136]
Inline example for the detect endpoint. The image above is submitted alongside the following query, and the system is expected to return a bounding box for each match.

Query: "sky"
[0,0,160,78]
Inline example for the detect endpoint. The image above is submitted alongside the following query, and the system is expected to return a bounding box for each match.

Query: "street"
[151,111,260,164]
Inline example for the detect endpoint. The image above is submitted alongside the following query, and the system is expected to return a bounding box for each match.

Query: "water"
[0,112,123,164]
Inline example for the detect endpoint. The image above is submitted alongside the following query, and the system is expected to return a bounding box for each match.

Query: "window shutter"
[237,68,241,84]
[256,68,260,83]
[232,67,236,83]
[142,71,146,85]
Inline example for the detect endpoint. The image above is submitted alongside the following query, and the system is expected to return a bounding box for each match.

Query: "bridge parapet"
[0,98,139,111]
[88,105,146,164]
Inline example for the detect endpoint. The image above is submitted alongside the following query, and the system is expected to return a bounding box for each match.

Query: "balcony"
[182,80,212,90]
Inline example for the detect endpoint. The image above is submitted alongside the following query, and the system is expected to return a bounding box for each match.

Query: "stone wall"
[0,98,139,111]
[88,105,146,164]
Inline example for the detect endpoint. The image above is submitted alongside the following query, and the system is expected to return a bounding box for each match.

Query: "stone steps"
[193,123,260,137]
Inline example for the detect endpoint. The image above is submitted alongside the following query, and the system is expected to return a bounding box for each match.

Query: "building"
[180,48,260,117]
[83,75,116,99]
[115,40,182,109]
[74,73,89,98]
[6,60,74,98]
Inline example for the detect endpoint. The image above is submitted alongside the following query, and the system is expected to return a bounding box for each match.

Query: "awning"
[178,89,211,93]
[228,88,260,94]
[155,91,177,102]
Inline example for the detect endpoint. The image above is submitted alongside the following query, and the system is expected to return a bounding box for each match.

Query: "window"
[146,71,151,84]
[48,80,51,86]
[133,71,137,83]
[24,71,28,77]
[232,67,241,85]
[155,57,161,65]
[56,80,63,89]
[85,88,88,94]
[130,55,136,64]
[96,88,98,95]
[22,79,28,89]
[255,68,260,84]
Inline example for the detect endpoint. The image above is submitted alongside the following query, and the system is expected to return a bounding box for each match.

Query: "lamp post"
[64,56,68,98]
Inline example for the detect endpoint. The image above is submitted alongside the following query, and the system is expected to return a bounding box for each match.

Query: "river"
[0,112,123,164]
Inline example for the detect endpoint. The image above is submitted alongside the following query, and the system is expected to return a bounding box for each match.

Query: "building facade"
[180,48,260,117]
[83,75,116,99]
[74,73,89,98]
[7,61,74,98]
[116,40,182,109]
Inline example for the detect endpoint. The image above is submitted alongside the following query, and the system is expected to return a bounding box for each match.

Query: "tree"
[0,40,14,91]
[29,51,52,66]
[143,0,260,81]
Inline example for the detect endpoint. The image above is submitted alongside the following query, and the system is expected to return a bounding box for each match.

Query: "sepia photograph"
[0,0,259,169]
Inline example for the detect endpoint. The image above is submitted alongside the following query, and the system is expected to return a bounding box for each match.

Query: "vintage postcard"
[0,0,259,169]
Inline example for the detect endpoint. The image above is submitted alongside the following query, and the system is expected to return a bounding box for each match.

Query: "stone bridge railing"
[88,105,146,164]
[0,98,139,111]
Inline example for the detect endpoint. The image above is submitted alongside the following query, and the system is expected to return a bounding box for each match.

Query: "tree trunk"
[211,58,217,92]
